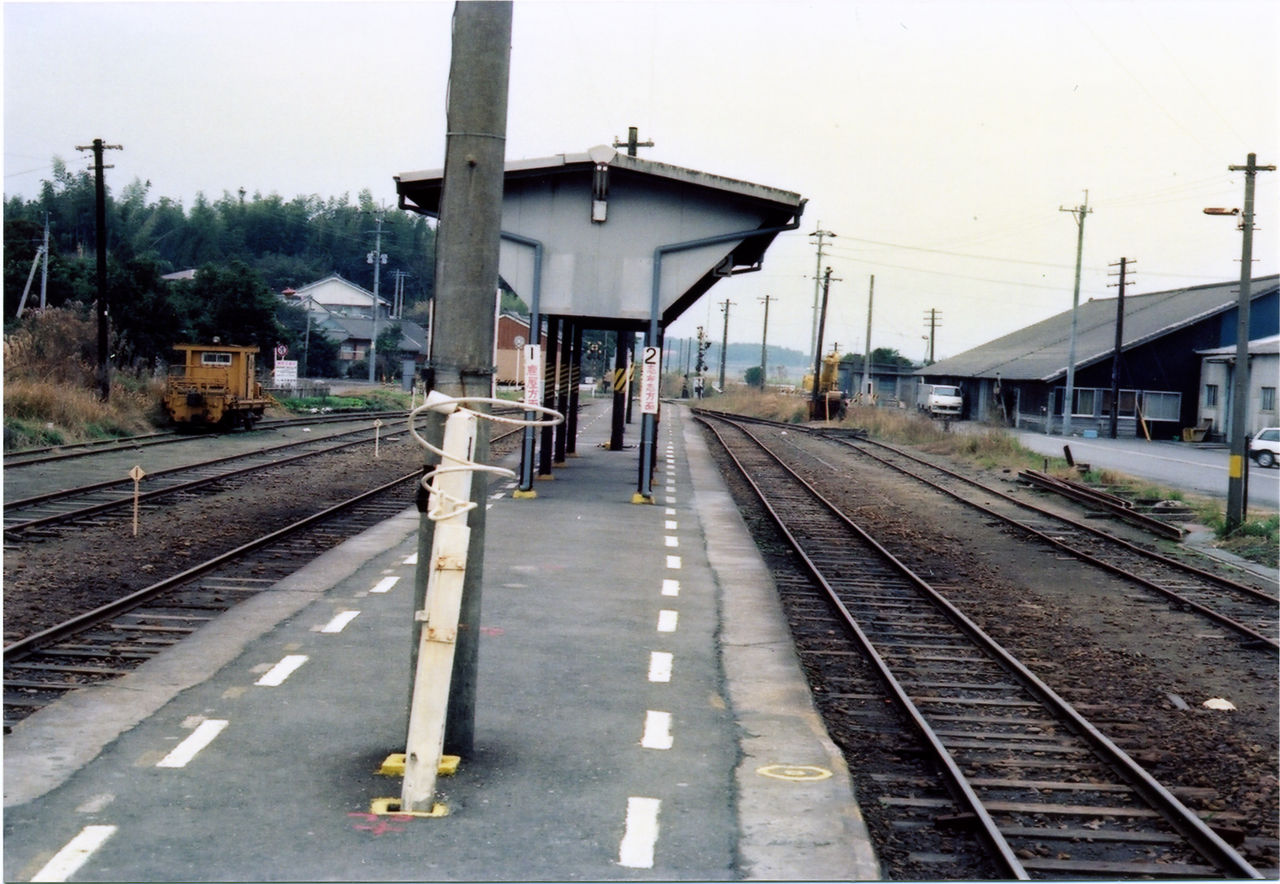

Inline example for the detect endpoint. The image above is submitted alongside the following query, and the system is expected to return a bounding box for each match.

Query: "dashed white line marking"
[321,611,361,633]
[648,651,673,682]
[664,520,678,530]
[664,535,678,548]
[156,719,229,768]
[657,610,678,633]
[30,825,118,882]
[255,654,308,687]
[370,576,400,594]
[661,578,680,597]
[641,710,673,749]
[618,797,661,869]
[404,553,418,565]
[665,555,681,570]
[664,507,676,515]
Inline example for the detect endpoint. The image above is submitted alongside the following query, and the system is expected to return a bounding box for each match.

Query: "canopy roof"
[396,146,804,327]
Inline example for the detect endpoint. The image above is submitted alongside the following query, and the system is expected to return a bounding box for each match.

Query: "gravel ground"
[3,439,424,644]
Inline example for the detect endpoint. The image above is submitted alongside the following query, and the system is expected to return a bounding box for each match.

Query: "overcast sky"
[4,0,1277,362]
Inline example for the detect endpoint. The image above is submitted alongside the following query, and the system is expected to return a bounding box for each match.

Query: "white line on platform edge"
[618,797,661,869]
[156,719,229,768]
[30,825,118,882]
[255,654,308,687]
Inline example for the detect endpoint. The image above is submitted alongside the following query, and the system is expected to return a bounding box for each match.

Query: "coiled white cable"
[408,391,563,521]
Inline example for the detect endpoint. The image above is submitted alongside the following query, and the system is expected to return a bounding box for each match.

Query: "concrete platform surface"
[4,403,879,882]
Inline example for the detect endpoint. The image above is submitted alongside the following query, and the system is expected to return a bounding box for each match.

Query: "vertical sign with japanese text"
[640,346,661,414]
[523,344,542,408]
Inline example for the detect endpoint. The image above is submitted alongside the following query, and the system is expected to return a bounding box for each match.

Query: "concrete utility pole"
[1221,153,1274,530]
[1059,191,1092,437]
[758,294,774,389]
[1107,258,1134,439]
[75,138,122,402]
[809,266,839,416]
[367,211,387,382]
[923,308,940,364]
[718,298,734,391]
[808,227,836,364]
[860,275,874,398]
[412,0,512,772]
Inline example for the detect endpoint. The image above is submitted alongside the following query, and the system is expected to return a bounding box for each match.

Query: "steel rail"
[4,429,409,537]
[3,471,421,662]
[830,434,1279,652]
[697,412,1263,880]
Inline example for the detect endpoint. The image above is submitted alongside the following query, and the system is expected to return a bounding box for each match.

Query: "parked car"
[1249,427,1280,468]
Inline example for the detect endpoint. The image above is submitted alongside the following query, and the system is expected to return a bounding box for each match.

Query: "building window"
[1073,388,1096,417]
[1141,391,1182,422]
[1205,384,1218,408]
[201,352,233,366]
[1263,386,1277,412]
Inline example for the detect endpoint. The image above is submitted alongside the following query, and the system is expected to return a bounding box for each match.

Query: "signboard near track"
[523,345,542,407]
[640,347,660,414]
[274,360,298,388]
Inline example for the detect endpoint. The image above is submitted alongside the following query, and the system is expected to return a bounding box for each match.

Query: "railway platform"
[3,403,879,882]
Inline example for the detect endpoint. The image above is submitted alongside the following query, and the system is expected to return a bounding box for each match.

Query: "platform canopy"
[396,146,804,328]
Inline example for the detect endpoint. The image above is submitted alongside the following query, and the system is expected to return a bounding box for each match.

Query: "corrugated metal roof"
[1197,333,1280,357]
[918,275,1279,382]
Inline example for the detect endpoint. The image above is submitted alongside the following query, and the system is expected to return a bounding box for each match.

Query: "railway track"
[3,420,527,731]
[698,412,1263,880]
[1,410,404,469]
[2,473,420,731]
[3,425,411,540]
[695,409,1278,653]
[817,429,1280,653]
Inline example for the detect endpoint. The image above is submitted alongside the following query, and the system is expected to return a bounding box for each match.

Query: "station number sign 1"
[523,344,542,408]
[641,347,661,414]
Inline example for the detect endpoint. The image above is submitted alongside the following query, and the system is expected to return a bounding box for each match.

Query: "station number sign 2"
[641,347,661,415]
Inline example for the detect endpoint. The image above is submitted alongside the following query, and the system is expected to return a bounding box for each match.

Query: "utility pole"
[367,211,387,382]
[860,275,874,398]
[1059,191,1092,437]
[923,308,940,364]
[390,269,412,318]
[1220,153,1274,530]
[809,266,840,416]
[75,138,122,402]
[808,227,836,365]
[758,294,774,389]
[1107,258,1135,439]
[718,298,734,391]
[407,0,511,802]
[16,215,50,319]
[613,125,654,157]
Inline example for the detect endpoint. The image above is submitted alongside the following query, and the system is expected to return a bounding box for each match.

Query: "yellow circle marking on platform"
[756,764,832,782]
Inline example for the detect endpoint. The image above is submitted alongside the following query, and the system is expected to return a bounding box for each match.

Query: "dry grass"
[4,308,164,450]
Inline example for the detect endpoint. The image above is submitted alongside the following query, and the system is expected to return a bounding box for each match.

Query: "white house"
[284,274,390,320]
[1197,335,1279,439]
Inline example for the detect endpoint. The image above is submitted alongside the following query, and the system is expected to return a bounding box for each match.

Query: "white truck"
[916,382,963,418]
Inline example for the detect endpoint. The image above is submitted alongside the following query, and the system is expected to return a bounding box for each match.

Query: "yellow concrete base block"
[535,474,555,481]
[630,492,654,505]
[511,488,538,500]
[377,753,460,777]
[370,797,449,818]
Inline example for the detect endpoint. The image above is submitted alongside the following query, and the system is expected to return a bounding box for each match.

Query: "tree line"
[3,158,437,373]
